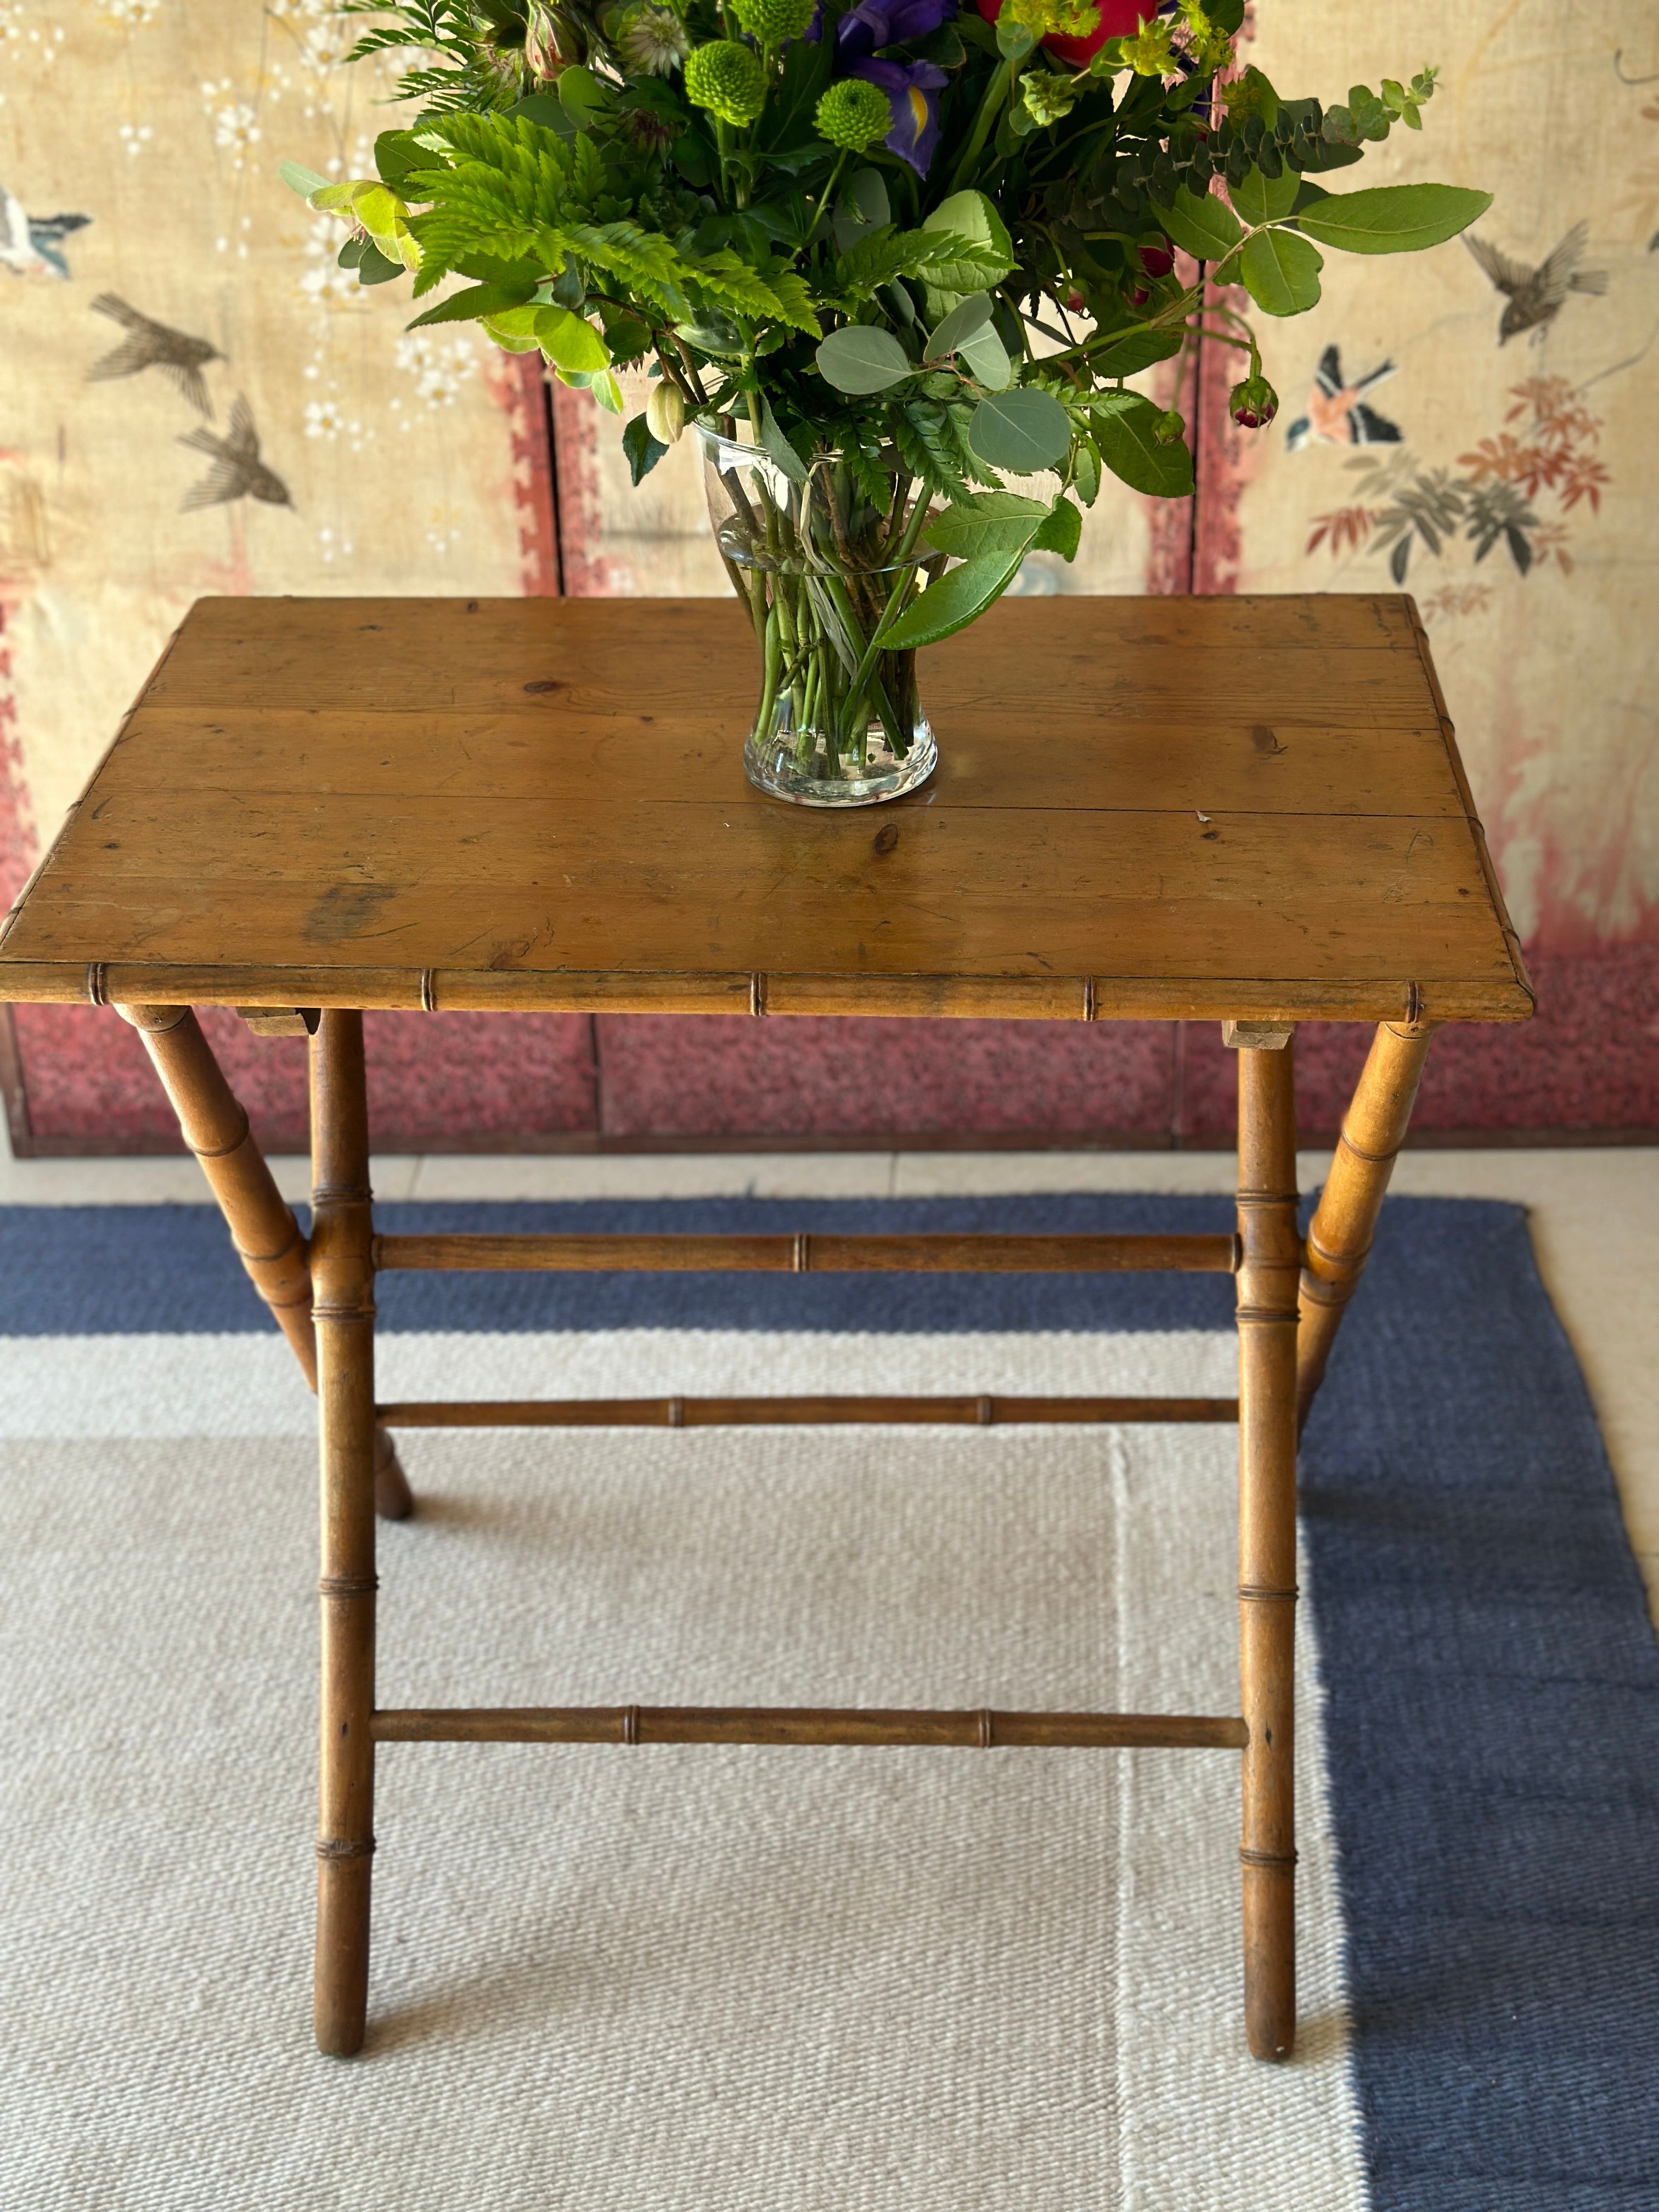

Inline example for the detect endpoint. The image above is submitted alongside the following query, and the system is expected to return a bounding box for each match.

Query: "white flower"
[105,1,162,25]
[117,121,154,156]
[213,101,261,151]
[393,330,480,409]
[304,397,343,439]
[302,19,353,71]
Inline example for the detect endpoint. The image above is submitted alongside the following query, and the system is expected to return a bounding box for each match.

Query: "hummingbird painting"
[88,295,222,418]
[1463,221,1609,345]
[178,396,292,512]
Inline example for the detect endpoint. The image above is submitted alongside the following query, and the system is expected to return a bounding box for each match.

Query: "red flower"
[977,0,1147,69]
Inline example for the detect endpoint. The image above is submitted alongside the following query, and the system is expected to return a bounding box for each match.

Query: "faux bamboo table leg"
[1233,1029,1301,2062]
[1296,1020,1436,1432]
[311,1010,379,2056]
[112,1002,413,1520]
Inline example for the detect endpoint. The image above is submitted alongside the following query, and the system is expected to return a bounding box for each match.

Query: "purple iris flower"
[836,0,956,64]
[850,56,949,175]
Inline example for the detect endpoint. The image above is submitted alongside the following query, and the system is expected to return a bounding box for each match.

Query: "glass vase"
[699,424,938,807]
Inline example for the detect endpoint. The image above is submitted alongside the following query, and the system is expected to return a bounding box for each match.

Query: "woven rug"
[0,1195,1654,2211]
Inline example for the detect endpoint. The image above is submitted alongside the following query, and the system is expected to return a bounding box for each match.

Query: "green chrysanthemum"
[683,40,768,127]
[731,0,818,43]
[814,78,892,154]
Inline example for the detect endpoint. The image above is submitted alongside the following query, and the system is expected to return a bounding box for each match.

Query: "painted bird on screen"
[179,396,291,512]
[89,295,221,418]
[0,183,89,278]
[1464,220,1609,345]
[1283,346,1403,453]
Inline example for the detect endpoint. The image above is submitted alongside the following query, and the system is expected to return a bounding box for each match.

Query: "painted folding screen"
[2,1,1655,1152]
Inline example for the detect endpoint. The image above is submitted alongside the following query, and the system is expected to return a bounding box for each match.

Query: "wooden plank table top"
[0,592,1532,1024]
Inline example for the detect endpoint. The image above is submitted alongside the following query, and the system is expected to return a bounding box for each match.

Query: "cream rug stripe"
[0,1335,1364,2209]
[0,1328,1242,1438]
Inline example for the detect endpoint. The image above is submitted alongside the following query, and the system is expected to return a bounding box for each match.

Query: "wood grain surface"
[0,594,1532,1023]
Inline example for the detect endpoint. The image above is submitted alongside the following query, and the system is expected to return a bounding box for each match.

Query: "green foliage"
[300,0,1491,657]
[1293,183,1493,255]
[1239,226,1323,315]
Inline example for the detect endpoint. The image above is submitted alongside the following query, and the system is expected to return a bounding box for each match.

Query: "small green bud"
[1019,69,1077,129]
[814,78,892,154]
[730,0,817,44]
[1153,408,1186,445]
[684,39,768,127]
[1228,374,1278,428]
[646,378,685,445]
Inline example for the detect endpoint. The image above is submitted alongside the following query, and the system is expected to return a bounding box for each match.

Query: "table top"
[0,593,1532,1025]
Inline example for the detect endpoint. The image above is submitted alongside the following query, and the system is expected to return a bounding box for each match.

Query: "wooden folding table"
[0,592,1530,2062]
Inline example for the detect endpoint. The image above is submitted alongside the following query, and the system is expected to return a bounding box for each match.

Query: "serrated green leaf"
[1091,393,1194,498]
[967,387,1072,475]
[1239,226,1323,315]
[1160,182,1243,261]
[535,305,611,373]
[1032,496,1082,562]
[1074,438,1101,508]
[1088,326,1183,378]
[1231,163,1300,225]
[622,413,668,486]
[407,280,538,330]
[922,489,1047,560]
[815,324,915,394]
[1294,182,1493,255]
[879,548,1028,652]
[922,190,1016,286]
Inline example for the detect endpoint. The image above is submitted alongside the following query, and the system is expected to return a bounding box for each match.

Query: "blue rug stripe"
[0,1196,1240,1335]
[1300,1201,1659,2208]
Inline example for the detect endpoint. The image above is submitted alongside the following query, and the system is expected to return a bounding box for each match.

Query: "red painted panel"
[1176,946,1659,1142]
[596,1015,1177,1141]
[10,1005,597,1154]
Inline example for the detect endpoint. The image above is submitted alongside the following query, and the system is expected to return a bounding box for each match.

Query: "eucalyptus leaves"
[294,1,1492,800]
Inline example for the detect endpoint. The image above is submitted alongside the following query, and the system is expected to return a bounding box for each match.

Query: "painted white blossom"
[213,103,261,153]
[105,0,162,25]
[393,331,480,410]
[117,122,154,157]
[304,397,343,439]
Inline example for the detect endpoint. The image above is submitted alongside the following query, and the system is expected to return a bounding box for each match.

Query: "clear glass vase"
[699,424,938,807]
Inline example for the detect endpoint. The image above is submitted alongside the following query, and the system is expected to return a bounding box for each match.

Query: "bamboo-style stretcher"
[0,593,1531,2066]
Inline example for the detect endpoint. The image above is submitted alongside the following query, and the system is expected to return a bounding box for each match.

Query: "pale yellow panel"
[1238,0,1659,950]
[0,1,532,858]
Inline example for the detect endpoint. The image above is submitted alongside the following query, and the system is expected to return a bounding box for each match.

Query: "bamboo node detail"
[1238,1847,1298,1870]
[622,1705,641,1746]
[315,1836,376,1861]
[1237,1584,1299,1604]
[319,1573,379,1599]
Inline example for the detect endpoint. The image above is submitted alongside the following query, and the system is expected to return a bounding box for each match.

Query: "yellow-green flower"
[814,78,893,154]
[684,40,768,127]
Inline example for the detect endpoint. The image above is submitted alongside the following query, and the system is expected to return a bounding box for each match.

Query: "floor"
[4,1125,1655,1624]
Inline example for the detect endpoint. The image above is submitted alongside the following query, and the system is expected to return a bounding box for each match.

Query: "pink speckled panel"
[11,1005,597,1153]
[1176,947,1659,1142]
[595,1016,1177,1140]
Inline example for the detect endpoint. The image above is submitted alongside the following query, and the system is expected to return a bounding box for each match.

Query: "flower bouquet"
[289,1,1488,803]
